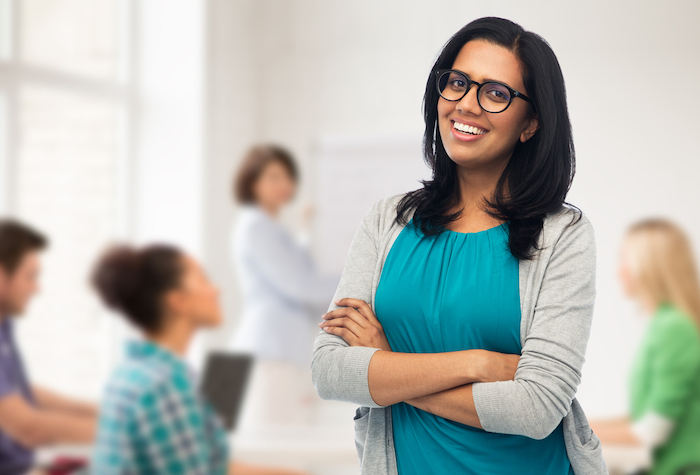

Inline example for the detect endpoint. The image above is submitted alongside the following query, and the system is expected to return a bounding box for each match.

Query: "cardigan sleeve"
[310,198,388,408]
[472,213,597,440]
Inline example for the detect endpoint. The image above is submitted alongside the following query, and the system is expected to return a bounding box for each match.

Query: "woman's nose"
[457,85,482,115]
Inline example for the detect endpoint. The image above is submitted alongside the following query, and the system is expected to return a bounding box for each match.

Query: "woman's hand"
[319,298,392,352]
[471,349,520,383]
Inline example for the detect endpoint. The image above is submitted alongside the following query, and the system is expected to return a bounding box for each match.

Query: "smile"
[452,121,487,135]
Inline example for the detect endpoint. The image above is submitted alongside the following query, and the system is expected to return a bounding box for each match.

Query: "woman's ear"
[520,114,539,143]
[163,289,186,317]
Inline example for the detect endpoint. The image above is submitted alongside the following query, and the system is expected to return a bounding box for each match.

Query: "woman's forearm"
[32,386,98,418]
[405,384,482,429]
[367,350,485,406]
[589,418,641,446]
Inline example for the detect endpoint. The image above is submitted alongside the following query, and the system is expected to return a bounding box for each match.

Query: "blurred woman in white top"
[230,144,338,427]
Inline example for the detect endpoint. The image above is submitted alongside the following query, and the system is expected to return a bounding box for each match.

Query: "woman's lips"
[451,121,488,142]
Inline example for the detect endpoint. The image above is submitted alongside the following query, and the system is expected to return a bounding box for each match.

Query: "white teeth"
[453,122,486,135]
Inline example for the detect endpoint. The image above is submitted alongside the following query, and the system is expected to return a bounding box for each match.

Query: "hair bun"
[91,244,183,333]
[91,245,143,314]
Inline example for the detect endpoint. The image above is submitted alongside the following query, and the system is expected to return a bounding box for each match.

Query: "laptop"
[200,351,253,431]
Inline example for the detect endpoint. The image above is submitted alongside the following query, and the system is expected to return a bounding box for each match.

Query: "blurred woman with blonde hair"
[592,219,700,475]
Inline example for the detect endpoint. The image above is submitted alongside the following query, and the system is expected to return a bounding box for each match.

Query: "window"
[0,0,131,398]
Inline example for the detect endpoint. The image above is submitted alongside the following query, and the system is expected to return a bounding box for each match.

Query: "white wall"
[201,0,262,351]
[133,0,205,254]
[112,0,208,369]
[205,0,700,418]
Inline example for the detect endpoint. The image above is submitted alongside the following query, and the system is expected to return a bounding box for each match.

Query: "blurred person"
[231,144,338,427]
[0,219,97,475]
[90,244,309,475]
[312,17,606,475]
[591,219,700,475]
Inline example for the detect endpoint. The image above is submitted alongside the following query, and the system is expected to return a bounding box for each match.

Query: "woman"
[591,220,700,475]
[312,17,606,475]
[231,145,338,427]
[90,244,308,475]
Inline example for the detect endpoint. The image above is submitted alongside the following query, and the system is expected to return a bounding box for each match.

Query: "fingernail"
[334,299,341,304]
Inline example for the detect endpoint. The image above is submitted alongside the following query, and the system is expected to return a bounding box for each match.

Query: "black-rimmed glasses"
[436,69,532,113]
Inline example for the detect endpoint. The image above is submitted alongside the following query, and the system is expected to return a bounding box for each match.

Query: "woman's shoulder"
[358,193,408,240]
[236,205,271,228]
[362,193,407,225]
[105,359,191,410]
[234,205,281,242]
[647,305,700,366]
[544,204,592,230]
[540,204,594,248]
[367,193,406,218]
[653,304,700,341]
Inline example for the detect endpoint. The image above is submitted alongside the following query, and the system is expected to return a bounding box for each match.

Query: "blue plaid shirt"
[92,340,229,475]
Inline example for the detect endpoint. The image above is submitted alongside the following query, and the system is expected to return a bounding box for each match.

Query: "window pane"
[0,92,8,214]
[0,0,11,60]
[14,85,121,398]
[19,0,121,80]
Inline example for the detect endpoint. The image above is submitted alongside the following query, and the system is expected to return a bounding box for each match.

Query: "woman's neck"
[447,162,507,232]
[456,158,507,204]
[148,316,195,357]
[257,201,280,218]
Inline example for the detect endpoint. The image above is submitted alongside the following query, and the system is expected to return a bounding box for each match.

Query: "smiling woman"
[432,39,540,221]
[312,16,606,475]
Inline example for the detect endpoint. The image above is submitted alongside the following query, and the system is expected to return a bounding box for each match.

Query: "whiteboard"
[313,132,431,274]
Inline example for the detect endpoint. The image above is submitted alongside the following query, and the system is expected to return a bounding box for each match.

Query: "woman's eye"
[449,79,466,89]
[484,86,509,102]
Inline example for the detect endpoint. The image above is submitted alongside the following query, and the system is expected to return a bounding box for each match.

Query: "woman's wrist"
[461,349,520,384]
[461,349,488,383]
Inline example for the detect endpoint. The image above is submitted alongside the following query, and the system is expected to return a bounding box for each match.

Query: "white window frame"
[0,0,138,387]
[0,0,134,229]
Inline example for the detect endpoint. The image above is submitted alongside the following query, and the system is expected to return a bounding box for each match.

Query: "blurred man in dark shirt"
[0,220,96,475]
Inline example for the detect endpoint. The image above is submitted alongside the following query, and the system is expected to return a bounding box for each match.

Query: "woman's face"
[437,39,539,172]
[167,255,223,329]
[253,160,296,210]
[617,242,638,299]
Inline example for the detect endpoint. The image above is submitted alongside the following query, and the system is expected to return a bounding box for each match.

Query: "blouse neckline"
[442,221,509,236]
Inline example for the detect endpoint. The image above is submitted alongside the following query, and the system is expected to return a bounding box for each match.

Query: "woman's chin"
[197,315,222,329]
[443,141,487,162]
[446,152,493,170]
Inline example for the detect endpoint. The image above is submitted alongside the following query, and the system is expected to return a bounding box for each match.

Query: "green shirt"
[629,303,700,475]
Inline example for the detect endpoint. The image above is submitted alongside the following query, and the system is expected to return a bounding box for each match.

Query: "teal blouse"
[375,221,573,475]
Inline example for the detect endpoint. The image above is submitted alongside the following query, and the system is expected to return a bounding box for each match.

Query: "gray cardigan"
[311,194,608,475]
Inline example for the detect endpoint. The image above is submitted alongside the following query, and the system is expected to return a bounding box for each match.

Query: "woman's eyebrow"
[482,76,513,87]
[455,69,513,88]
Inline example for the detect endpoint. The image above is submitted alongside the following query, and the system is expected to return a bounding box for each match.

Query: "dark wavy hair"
[396,17,579,260]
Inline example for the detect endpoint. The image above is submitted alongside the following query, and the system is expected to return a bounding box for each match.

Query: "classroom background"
[0,1,698,473]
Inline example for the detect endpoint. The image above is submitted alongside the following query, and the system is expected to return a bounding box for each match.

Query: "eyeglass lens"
[437,71,512,113]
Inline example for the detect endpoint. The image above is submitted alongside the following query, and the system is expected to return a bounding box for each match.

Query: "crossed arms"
[311,204,596,440]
